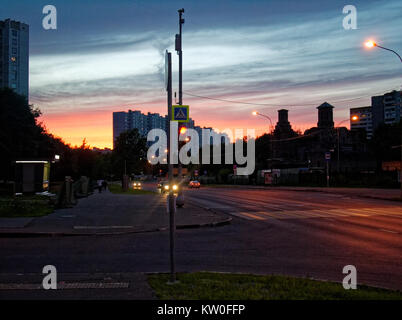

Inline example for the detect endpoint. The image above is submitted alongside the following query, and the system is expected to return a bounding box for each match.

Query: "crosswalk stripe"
[237,212,267,220]
[313,209,348,217]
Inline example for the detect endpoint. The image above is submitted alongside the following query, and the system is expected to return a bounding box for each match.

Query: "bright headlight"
[164,185,169,190]
[133,183,137,186]
[173,185,178,190]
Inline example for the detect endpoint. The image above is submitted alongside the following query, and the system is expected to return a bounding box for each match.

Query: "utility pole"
[165,50,176,283]
[176,8,185,205]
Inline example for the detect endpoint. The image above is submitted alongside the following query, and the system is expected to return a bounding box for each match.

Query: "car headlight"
[133,183,137,186]
[173,184,178,190]
[138,183,141,186]
[164,185,169,190]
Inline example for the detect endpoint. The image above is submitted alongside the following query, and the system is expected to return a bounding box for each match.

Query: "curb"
[0,218,232,238]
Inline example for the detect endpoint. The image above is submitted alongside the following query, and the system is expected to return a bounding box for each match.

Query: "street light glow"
[179,127,187,134]
[351,115,359,121]
[365,40,376,48]
[252,111,258,116]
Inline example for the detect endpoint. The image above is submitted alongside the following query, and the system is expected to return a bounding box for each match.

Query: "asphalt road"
[0,186,401,291]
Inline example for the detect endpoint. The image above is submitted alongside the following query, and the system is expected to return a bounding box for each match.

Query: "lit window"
[10,57,16,62]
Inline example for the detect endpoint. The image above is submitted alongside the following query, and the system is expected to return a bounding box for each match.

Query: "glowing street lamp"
[365,40,376,48]
[252,111,274,133]
[364,39,402,63]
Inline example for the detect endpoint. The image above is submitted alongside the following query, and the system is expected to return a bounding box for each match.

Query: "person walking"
[97,179,103,193]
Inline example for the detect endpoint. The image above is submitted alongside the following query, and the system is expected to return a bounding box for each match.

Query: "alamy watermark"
[147,122,255,176]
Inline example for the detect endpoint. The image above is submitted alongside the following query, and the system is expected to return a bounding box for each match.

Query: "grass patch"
[0,195,54,218]
[147,272,402,300]
[108,183,156,195]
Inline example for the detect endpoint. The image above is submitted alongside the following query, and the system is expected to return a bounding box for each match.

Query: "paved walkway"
[0,190,230,236]
[0,272,155,300]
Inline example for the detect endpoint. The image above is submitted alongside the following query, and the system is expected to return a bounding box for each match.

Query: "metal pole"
[326,160,330,188]
[337,128,340,173]
[166,51,176,283]
[178,9,184,105]
[177,9,185,199]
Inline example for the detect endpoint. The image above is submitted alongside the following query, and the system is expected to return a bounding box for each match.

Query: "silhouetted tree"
[112,129,147,178]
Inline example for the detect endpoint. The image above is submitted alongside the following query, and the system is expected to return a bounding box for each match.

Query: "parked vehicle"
[188,180,201,188]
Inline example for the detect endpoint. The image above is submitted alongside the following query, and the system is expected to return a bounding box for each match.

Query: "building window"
[12,30,17,37]
[12,47,17,54]
[12,39,17,46]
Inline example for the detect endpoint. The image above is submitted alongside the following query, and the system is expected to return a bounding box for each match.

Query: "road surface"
[0,186,401,292]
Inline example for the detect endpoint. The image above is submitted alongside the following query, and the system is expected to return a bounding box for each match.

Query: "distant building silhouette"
[273,109,296,139]
[317,102,334,129]
[113,110,168,147]
[0,19,29,98]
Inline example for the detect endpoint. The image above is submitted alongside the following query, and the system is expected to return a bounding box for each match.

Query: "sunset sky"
[2,0,402,148]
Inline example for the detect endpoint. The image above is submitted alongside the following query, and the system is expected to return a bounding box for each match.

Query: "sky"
[2,0,402,148]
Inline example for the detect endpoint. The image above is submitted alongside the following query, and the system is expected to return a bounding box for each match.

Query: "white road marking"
[379,229,399,234]
[73,226,134,230]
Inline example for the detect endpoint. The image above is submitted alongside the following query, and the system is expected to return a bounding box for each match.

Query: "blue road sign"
[172,105,189,122]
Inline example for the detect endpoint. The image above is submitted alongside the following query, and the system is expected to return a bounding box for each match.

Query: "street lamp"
[364,39,402,198]
[252,111,274,133]
[252,111,275,160]
[335,117,358,173]
[365,40,402,63]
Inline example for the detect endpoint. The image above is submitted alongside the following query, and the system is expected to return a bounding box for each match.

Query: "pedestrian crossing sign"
[172,105,189,122]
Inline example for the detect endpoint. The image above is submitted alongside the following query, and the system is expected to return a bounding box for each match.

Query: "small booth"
[14,160,51,194]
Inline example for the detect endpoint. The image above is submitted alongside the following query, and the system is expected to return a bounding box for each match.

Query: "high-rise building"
[371,90,401,130]
[350,106,373,139]
[0,19,29,98]
[113,109,215,149]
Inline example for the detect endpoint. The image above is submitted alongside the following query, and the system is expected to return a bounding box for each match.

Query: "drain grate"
[0,282,129,290]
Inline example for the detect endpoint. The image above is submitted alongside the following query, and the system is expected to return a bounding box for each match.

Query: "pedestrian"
[102,180,108,191]
[97,179,103,193]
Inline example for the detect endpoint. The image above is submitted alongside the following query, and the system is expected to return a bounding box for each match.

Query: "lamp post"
[365,40,402,198]
[335,118,358,173]
[253,111,275,160]
[252,111,274,133]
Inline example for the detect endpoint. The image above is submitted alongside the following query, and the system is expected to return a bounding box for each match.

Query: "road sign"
[172,105,189,122]
[325,152,331,161]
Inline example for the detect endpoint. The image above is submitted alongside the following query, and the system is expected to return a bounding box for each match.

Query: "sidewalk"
[0,272,155,300]
[0,190,231,236]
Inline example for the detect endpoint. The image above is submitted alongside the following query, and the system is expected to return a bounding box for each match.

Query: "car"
[188,180,200,188]
[158,180,179,194]
[132,181,142,189]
